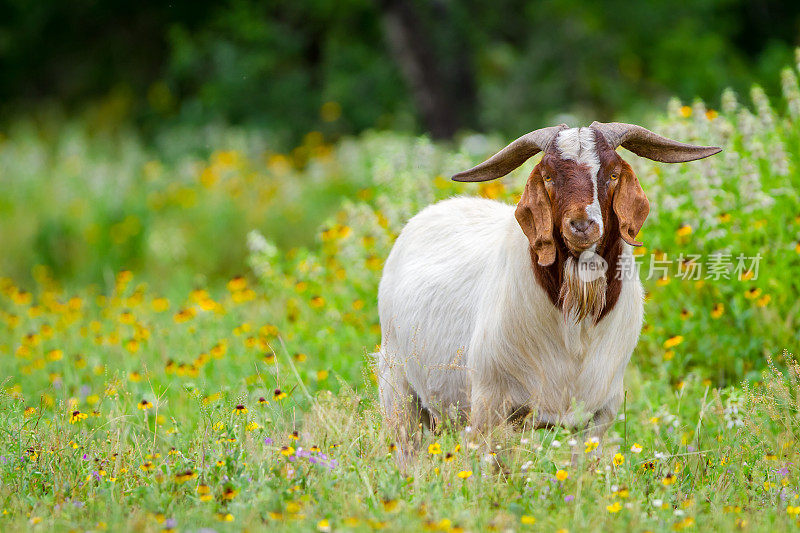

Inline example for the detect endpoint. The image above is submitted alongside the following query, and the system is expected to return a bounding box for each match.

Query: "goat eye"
[610,173,618,181]
[543,175,552,182]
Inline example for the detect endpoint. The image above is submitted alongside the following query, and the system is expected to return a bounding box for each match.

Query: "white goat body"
[376,197,643,431]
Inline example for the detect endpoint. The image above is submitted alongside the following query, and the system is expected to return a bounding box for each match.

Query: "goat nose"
[569,218,593,235]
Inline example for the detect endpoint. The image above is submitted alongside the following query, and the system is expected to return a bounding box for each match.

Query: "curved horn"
[590,121,722,163]
[452,124,568,182]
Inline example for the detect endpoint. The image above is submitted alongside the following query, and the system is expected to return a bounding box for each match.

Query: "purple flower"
[164,518,177,528]
[264,437,273,445]
[564,495,575,503]
[776,466,790,476]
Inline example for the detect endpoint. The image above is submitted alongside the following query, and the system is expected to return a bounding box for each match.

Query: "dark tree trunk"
[379,0,476,139]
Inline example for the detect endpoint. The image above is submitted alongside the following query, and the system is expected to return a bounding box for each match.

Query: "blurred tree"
[0,0,799,144]
[379,0,477,138]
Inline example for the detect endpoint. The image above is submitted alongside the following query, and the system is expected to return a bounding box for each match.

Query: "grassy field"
[3,55,800,532]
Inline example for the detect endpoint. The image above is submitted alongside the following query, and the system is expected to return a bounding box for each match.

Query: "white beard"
[560,255,607,323]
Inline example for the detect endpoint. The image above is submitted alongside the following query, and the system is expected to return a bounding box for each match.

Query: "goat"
[376,122,721,464]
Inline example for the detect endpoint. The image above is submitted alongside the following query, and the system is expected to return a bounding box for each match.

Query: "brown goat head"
[452,122,721,266]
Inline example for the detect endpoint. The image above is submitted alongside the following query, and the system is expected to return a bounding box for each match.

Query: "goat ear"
[515,172,555,266]
[613,168,649,246]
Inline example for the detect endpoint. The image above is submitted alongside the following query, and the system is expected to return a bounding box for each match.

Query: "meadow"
[3,52,800,532]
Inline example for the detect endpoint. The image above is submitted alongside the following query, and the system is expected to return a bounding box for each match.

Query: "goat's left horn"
[590,121,722,163]
[452,124,568,182]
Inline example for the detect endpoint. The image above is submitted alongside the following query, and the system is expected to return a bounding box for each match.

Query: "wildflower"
[382,499,398,512]
[676,225,692,237]
[246,421,260,431]
[317,519,331,532]
[280,446,295,457]
[606,502,622,513]
[174,470,197,483]
[705,109,719,120]
[428,442,442,455]
[584,437,599,454]
[787,506,800,516]
[140,462,154,471]
[662,473,676,486]
[316,370,329,381]
[679,308,692,320]
[289,431,299,440]
[273,389,287,401]
[70,410,88,424]
[663,336,684,349]
[233,404,248,415]
[613,453,625,466]
[138,399,153,410]
[679,106,692,118]
[457,470,472,479]
[258,397,269,405]
[444,453,454,462]
[744,287,761,299]
[556,469,569,481]
[757,294,771,307]
[222,487,239,500]
[711,303,724,319]
[215,513,234,522]
[520,515,536,524]
[197,484,212,501]
[24,406,36,418]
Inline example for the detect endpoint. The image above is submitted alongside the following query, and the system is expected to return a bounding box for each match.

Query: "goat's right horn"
[452,124,568,182]
[590,121,722,163]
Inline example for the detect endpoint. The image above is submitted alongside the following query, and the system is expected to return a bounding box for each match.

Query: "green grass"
[4,52,800,533]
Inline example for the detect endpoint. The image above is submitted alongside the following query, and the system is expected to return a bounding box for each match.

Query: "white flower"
[551,440,562,448]
[631,443,643,454]
[567,438,577,447]
[652,499,663,508]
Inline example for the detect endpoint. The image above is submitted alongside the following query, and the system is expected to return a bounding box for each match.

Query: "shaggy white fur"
[376,197,643,448]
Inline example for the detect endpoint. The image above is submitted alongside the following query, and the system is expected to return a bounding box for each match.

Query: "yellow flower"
[556,469,569,481]
[756,294,771,307]
[606,502,622,513]
[428,442,442,455]
[24,406,36,418]
[70,410,88,424]
[140,461,154,471]
[711,303,724,319]
[663,336,684,349]
[679,105,692,118]
[662,473,676,486]
[174,469,197,483]
[246,422,260,431]
[705,109,719,120]
[215,513,234,522]
[676,225,692,237]
[233,404,248,415]
[280,446,295,457]
[273,389,288,401]
[457,470,472,479]
[520,515,536,525]
[787,506,800,516]
[138,399,153,410]
[222,487,239,500]
[316,370,329,381]
[584,438,599,454]
[317,519,331,532]
[227,276,247,292]
[613,453,625,466]
[744,287,761,300]
[631,443,643,453]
